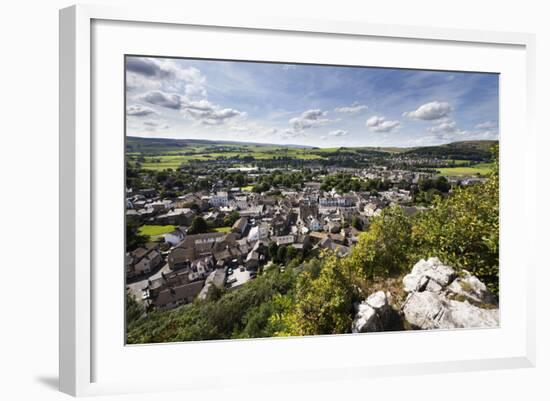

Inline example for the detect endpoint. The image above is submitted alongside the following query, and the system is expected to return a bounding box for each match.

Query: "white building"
[247,224,269,242]
[164,228,186,246]
[307,216,323,232]
[273,235,295,246]
[210,192,229,207]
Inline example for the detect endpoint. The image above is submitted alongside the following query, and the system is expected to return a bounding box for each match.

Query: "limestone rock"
[403,291,499,330]
[403,257,456,293]
[447,270,497,305]
[401,258,499,330]
[352,291,392,333]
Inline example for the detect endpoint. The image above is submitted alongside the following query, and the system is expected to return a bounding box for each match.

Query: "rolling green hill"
[403,140,498,161]
[126,136,498,171]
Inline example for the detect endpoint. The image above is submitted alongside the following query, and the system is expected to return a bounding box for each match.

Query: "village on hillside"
[125,146,490,312]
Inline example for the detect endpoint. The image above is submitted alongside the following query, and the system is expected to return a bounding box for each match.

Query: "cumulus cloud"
[126,57,207,98]
[366,116,401,133]
[181,99,245,126]
[289,109,335,131]
[229,123,276,137]
[403,101,453,120]
[126,104,158,117]
[139,119,170,132]
[475,120,497,130]
[139,91,183,110]
[427,119,457,134]
[138,90,245,126]
[126,58,169,78]
[328,129,348,137]
[426,118,498,142]
[334,104,368,114]
[280,128,307,139]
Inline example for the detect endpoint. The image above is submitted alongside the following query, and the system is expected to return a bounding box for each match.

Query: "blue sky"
[125,56,499,148]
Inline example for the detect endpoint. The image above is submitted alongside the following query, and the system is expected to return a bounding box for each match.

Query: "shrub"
[349,206,413,279]
[412,147,499,293]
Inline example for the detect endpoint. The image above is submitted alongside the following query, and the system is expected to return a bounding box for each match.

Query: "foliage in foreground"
[411,155,499,292]
[127,268,296,343]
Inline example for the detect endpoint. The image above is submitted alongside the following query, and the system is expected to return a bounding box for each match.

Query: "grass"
[211,226,232,233]
[139,225,176,239]
[132,149,326,171]
[241,185,254,192]
[437,162,493,177]
[126,139,496,172]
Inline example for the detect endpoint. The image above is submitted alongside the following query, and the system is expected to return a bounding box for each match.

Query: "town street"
[126,262,172,302]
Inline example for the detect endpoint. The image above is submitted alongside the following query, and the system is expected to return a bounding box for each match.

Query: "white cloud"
[366,116,401,133]
[403,101,453,120]
[228,123,279,138]
[428,119,457,134]
[422,116,500,143]
[475,120,497,130]
[126,57,207,99]
[289,109,335,131]
[280,128,307,139]
[328,129,348,137]
[138,91,245,126]
[139,91,183,110]
[334,104,368,114]
[142,120,170,132]
[126,104,158,117]
[182,99,245,126]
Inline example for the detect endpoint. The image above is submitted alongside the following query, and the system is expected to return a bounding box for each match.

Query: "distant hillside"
[126,136,313,153]
[126,137,498,170]
[403,140,498,161]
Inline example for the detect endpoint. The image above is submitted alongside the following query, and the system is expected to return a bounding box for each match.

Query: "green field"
[139,225,176,239]
[437,162,493,177]
[126,136,498,172]
[211,226,232,233]
[129,148,324,171]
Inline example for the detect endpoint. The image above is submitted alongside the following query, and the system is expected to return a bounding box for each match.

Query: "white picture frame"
[59,4,536,397]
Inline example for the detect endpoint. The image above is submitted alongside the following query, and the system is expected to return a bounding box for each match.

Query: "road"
[126,262,172,302]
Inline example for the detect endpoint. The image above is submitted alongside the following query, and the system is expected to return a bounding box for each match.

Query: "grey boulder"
[352,291,393,333]
[403,291,499,330]
[402,257,499,330]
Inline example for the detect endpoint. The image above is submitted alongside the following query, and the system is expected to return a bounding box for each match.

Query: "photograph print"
[125,56,499,344]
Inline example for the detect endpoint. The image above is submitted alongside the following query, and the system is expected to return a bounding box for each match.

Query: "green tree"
[223,210,240,227]
[126,291,144,330]
[276,246,287,264]
[285,246,299,264]
[412,152,499,293]
[126,220,148,251]
[351,216,363,231]
[188,216,209,235]
[268,241,279,261]
[279,253,355,336]
[349,206,413,279]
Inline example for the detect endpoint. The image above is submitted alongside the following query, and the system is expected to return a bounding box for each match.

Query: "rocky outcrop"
[352,291,402,333]
[402,258,499,330]
[351,257,499,333]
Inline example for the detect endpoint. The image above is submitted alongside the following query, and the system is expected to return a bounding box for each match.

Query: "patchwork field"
[211,226,232,233]
[128,147,325,171]
[437,162,493,177]
[139,225,176,239]
[126,136,498,172]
